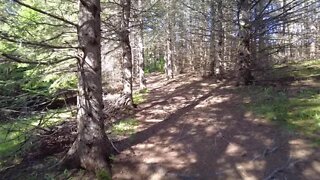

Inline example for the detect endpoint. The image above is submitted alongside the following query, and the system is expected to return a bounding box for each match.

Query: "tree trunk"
[120,0,134,106]
[282,0,288,59]
[165,0,174,80]
[237,0,254,85]
[63,0,112,174]
[137,0,146,89]
[215,0,224,77]
[209,1,216,76]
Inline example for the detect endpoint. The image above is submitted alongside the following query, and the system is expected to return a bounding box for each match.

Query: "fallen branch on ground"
[263,158,303,180]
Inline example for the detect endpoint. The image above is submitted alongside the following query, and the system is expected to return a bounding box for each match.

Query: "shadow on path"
[113,75,320,180]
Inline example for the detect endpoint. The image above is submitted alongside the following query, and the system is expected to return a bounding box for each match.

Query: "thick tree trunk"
[63,0,112,174]
[120,0,134,106]
[237,0,254,85]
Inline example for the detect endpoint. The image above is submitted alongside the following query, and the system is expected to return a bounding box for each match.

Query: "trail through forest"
[1,72,320,180]
[1,0,320,179]
[112,73,320,180]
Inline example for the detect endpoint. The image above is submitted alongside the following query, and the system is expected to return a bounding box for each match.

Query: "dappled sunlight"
[205,126,218,135]
[235,160,266,180]
[135,145,197,167]
[225,143,246,157]
[1,0,320,177]
[289,139,314,159]
[112,73,320,179]
[144,119,163,123]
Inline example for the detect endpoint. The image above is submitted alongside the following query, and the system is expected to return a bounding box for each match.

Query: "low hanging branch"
[1,53,77,65]
[12,0,78,27]
[0,31,79,50]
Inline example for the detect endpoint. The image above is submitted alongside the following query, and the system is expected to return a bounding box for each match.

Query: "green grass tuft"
[245,87,320,137]
[133,88,150,104]
[244,60,320,143]
[96,170,112,180]
[272,60,320,79]
[111,118,139,136]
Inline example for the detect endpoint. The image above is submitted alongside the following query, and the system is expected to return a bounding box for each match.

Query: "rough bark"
[136,0,146,89]
[215,0,224,78]
[63,0,113,174]
[120,0,134,106]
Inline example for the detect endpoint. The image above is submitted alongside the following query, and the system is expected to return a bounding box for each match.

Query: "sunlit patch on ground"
[111,71,320,179]
[111,118,139,136]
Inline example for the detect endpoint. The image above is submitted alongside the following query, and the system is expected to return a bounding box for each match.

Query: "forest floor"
[1,61,320,180]
[111,69,320,180]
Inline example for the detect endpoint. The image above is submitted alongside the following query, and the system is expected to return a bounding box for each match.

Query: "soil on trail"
[113,73,320,180]
[1,73,319,180]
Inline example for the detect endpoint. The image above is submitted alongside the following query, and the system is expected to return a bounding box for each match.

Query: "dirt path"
[113,74,320,180]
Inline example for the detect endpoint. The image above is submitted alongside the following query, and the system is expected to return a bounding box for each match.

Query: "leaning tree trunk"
[120,0,134,106]
[237,0,254,85]
[63,0,113,174]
